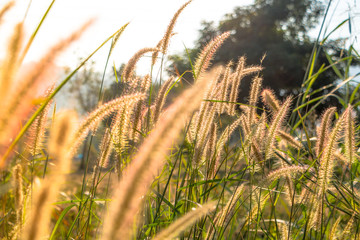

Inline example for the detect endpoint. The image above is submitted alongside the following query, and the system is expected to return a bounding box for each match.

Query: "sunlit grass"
[0,1,359,240]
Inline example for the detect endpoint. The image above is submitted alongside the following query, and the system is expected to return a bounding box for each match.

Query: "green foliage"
[168,0,358,112]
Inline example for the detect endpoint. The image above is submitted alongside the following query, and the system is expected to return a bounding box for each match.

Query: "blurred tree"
[68,61,102,114]
[102,63,128,102]
[167,0,350,107]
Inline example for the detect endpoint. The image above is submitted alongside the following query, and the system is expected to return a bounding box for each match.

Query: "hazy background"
[0,0,358,112]
[0,0,357,75]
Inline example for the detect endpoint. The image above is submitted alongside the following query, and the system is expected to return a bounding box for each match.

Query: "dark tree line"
[167,0,353,110]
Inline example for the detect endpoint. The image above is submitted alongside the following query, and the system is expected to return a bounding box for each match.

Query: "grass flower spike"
[102,70,212,240]
[194,31,230,79]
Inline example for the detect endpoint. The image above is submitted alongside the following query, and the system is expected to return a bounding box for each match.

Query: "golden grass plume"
[194,31,230,79]
[122,47,158,81]
[153,201,215,240]
[102,70,213,240]
[23,111,77,240]
[152,0,192,65]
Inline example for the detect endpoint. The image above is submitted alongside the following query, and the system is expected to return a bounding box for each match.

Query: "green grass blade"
[320,19,348,45]
[293,75,355,130]
[325,51,343,79]
[307,48,317,79]
[293,96,326,113]
[113,61,119,83]
[165,71,188,96]
[183,43,196,79]
[49,203,77,240]
[349,79,360,104]
[19,0,56,64]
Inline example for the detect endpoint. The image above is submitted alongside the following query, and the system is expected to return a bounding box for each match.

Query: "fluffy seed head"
[109,22,129,56]
[316,107,336,157]
[309,200,323,231]
[264,97,292,160]
[71,93,145,155]
[344,105,356,165]
[342,213,355,238]
[152,0,192,66]
[278,130,302,149]
[111,98,140,155]
[24,111,77,240]
[26,86,54,157]
[0,1,14,24]
[261,89,280,113]
[329,217,341,240]
[207,185,244,239]
[0,21,92,167]
[267,166,308,181]
[13,163,23,229]
[228,57,245,115]
[122,48,158,81]
[248,76,263,125]
[0,23,23,99]
[206,122,218,178]
[153,77,174,125]
[317,109,347,206]
[194,31,230,79]
[153,201,215,240]
[102,69,212,240]
[49,111,78,169]
[99,128,113,168]
[217,61,233,114]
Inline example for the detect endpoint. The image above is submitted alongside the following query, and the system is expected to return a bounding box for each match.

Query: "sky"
[0,0,358,77]
[0,0,251,75]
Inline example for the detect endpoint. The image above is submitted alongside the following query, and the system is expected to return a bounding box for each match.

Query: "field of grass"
[0,1,360,239]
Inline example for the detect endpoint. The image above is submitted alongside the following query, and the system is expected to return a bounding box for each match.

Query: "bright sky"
[0,0,252,75]
[0,0,358,77]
